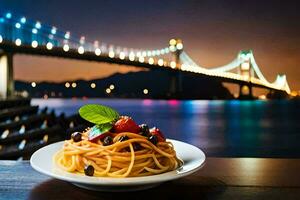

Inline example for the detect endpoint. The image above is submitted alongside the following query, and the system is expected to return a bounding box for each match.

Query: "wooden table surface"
[1,157,300,200]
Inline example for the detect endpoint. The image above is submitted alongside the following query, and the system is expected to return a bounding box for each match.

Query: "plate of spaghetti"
[30,104,205,191]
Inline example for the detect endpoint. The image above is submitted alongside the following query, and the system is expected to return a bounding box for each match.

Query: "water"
[32,98,300,158]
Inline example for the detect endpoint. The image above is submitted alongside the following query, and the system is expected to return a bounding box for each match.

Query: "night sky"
[1,0,299,91]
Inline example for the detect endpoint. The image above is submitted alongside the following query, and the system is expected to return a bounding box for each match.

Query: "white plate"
[30,139,205,192]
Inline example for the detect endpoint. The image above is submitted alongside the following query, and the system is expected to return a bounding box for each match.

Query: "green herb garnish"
[79,104,119,125]
[88,123,113,141]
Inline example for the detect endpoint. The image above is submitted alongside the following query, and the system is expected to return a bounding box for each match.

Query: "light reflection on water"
[32,98,300,158]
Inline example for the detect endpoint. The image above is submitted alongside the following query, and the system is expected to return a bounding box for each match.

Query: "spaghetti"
[54,130,182,177]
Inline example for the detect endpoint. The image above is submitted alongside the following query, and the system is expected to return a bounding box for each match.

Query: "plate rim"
[30,139,206,186]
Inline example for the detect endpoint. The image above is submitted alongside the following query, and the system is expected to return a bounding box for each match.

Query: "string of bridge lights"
[179,51,290,93]
[0,12,184,67]
[0,12,290,93]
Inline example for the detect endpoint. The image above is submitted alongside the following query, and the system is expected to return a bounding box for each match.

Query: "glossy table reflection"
[1,158,300,199]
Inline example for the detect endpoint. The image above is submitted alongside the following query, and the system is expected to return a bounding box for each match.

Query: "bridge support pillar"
[168,38,183,98]
[239,84,253,99]
[0,52,14,98]
[169,72,182,97]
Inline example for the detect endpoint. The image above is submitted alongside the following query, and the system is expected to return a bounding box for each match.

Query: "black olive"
[119,135,129,142]
[84,165,94,176]
[148,135,158,145]
[133,143,142,151]
[123,143,142,152]
[139,124,150,137]
[71,132,82,142]
[103,136,113,146]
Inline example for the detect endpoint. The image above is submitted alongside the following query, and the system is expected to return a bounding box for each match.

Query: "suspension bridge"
[0,12,291,99]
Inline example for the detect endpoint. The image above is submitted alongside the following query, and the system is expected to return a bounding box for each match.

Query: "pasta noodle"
[54,130,182,177]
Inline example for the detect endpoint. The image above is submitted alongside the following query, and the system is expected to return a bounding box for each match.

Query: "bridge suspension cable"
[0,12,175,63]
[0,12,291,94]
[180,51,243,73]
[179,50,290,93]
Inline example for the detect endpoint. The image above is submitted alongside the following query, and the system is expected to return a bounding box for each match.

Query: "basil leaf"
[79,104,119,125]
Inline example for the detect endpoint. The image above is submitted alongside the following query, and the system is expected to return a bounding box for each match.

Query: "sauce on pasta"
[53,104,182,178]
[54,131,182,177]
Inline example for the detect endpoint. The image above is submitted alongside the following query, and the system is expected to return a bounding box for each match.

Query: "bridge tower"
[0,51,14,98]
[168,38,183,98]
[238,50,254,99]
[0,13,15,98]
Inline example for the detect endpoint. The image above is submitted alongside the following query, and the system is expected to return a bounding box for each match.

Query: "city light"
[31,82,36,88]
[78,46,84,54]
[143,89,149,94]
[65,82,70,88]
[31,41,38,48]
[119,52,125,60]
[15,38,21,46]
[169,45,176,52]
[95,48,101,56]
[15,23,21,29]
[20,17,26,24]
[169,39,176,46]
[32,28,38,34]
[241,85,250,95]
[158,59,164,66]
[80,36,85,44]
[165,48,170,54]
[139,57,145,63]
[148,57,154,65]
[129,52,135,61]
[35,21,41,29]
[90,83,96,89]
[64,31,70,39]
[109,84,115,90]
[46,42,53,50]
[51,27,57,35]
[176,43,183,50]
[109,51,115,58]
[0,35,3,43]
[71,82,77,88]
[5,13,12,19]
[63,44,69,52]
[106,88,111,94]
[93,40,99,48]
[42,135,49,143]
[258,95,267,100]
[170,61,177,69]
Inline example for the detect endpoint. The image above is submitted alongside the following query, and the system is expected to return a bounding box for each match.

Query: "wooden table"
[1,158,300,199]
